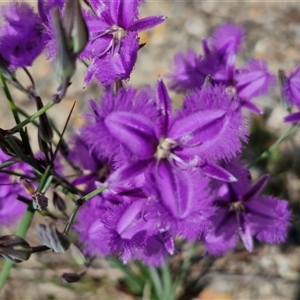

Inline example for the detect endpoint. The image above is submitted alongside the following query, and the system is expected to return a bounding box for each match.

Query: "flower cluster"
[69,21,290,265]
[0,0,291,268]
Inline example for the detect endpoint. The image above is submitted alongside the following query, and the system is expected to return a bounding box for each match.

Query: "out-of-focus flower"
[0,150,33,226]
[205,160,291,256]
[81,0,165,85]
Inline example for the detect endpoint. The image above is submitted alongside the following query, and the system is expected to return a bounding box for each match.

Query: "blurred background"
[1,1,300,299]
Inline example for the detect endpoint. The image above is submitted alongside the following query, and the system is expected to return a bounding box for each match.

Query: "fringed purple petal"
[235,59,275,100]
[246,197,290,244]
[105,111,157,159]
[147,161,213,240]
[115,199,146,237]
[168,50,206,92]
[284,65,300,108]
[172,85,248,161]
[211,23,245,62]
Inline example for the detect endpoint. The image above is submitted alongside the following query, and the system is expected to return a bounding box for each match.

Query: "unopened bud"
[278,69,291,111]
[38,223,70,253]
[36,96,53,143]
[70,243,86,266]
[33,193,48,211]
[63,0,89,55]
[38,130,51,153]
[53,191,66,212]
[20,178,35,195]
[61,271,85,283]
[51,7,76,103]
[0,235,32,263]
[0,135,25,157]
[0,135,16,156]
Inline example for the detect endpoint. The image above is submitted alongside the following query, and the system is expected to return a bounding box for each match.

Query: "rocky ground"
[1,1,300,299]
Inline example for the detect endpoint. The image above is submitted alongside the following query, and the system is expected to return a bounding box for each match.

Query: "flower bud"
[35,96,53,143]
[63,0,89,55]
[38,223,70,253]
[278,69,291,111]
[33,193,48,211]
[51,7,76,103]
[0,235,32,263]
[0,135,16,156]
[61,271,85,283]
[53,191,66,212]
[70,243,86,266]
[19,178,35,195]
[38,131,51,154]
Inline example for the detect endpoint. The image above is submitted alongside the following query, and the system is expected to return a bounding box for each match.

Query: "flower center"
[110,25,126,43]
[229,201,244,212]
[154,138,177,160]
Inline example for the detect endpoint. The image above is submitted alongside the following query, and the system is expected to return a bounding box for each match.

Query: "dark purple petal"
[201,161,237,182]
[115,199,146,237]
[89,0,106,17]
[156,78,172,137]
[283,65,300,108]
[236,59,275,100]
[168,50,206,92]
[246,197,290,244]
[211,23,245,62]
[172,85,248,161]
[147,161,213,239]
[109,0,138,29]
[105,111,157,159]
[237,212,253,252]
[240,100,263,114]
[243,174,269,202]
[129,15,166,33]
[283,112,300,123]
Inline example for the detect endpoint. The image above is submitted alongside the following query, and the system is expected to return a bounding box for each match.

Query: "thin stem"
[249,123,299,167]
[0,202,35,290]
[8,101,55,134]
[63,185,107,234]
[0,72,32,155]
[81,185,107,202]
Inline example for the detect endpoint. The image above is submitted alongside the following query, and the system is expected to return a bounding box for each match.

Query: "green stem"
[63,185,107,235]
[249,124,299,167]
[0,73,31,155]
[81,185,107,201]
[8,101,55,134]
[0,203,35,290]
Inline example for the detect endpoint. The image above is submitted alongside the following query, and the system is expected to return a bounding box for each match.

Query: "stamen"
[229,201,244,212]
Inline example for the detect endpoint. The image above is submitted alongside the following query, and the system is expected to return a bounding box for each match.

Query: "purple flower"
[210,23,245,64]
[75,192,172,266]
[145,161,214,241]
[0,1,64,70]
[68,134,111,192]
[0,2,46,70]
[205,160,290,256]
[81,0,165,85]
[80,85,157,162]
[168,24,244,92]
[0,150,33,226]
[282,65,300,123]
[102,80,247,181]
[283,65,300,108]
